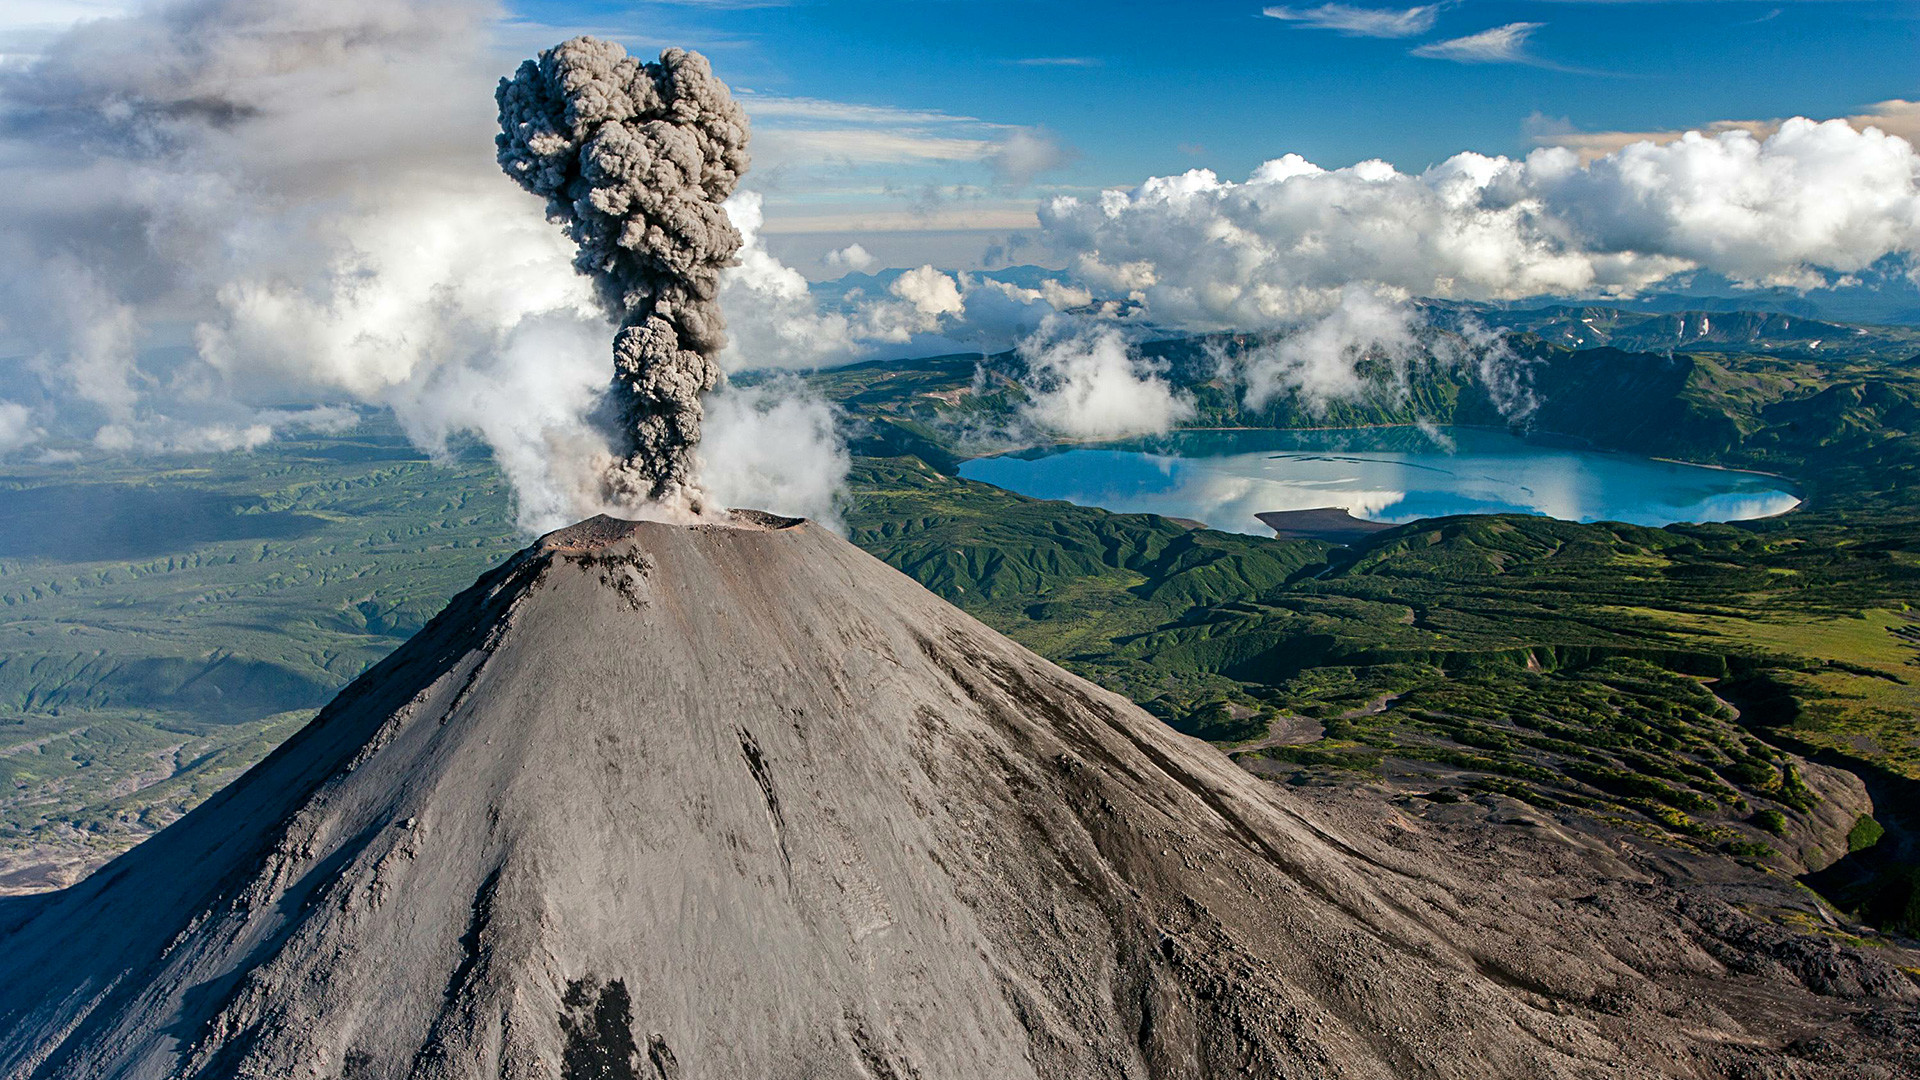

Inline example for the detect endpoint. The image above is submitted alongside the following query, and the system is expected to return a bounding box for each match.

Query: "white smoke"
[8,0,1912,521]
[699,379,850,528]
[0,0,625,529]
[380,314,618,534]
[0,0,863,530]
[1015,319,1193,440]
[0,0,1083,520]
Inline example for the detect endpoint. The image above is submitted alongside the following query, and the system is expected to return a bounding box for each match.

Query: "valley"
[4,311,1919,943]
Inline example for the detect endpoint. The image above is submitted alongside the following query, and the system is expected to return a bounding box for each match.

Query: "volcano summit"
[0,515,1912,1078]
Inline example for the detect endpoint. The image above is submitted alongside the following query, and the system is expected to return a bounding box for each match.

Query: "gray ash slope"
[0,514,1914,1079]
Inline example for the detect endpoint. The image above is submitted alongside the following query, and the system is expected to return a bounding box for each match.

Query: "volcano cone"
[0,514,1912,1079]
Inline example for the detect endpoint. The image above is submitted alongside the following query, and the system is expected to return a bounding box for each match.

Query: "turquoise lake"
[956,428,1801,536]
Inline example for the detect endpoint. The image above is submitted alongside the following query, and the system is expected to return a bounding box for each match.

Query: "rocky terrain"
[0,513,1914,1078]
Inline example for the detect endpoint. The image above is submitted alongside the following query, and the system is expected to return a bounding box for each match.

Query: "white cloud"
[0,400,42,454]
[0,0,134,59]
[822,243,876,272]
[739,89,1075,240]
[848,265,966,343]
[752,203,1039,234]
[717,191,857,371]
[1015,319,1194,439]
[742,93,1072,177]
[1039,117,1920,331]
[1038,279,1094,309]
[0,0,616,530]
[1235,286,1420,411]
[1531,98,1920,163]
[1262,3,1442,37]
[890,265,967,316]
[752,128,995,166]
[1412,22,1543,64]
[1212,289,1539,421]
[737,95,991,128]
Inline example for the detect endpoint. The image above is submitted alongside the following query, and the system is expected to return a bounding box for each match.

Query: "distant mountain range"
[1429,303,1920,358]
[806,264,1066,308]
[811,263,1920,329]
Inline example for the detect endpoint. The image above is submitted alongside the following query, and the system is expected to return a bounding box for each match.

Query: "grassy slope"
[841,459,1920,931]
[5,328,1920,929]
[0,422,522,884]
[823,337,1920,933]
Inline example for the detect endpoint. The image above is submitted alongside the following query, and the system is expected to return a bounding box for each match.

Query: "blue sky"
[0,0,1914,499]
[4,0,1913,272]
[497,0,1918,269]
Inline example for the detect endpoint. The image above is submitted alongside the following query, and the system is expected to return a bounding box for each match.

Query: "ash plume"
[496,36,750,510]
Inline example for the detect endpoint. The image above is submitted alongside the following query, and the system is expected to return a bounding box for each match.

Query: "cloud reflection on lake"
[958,428,1800,536]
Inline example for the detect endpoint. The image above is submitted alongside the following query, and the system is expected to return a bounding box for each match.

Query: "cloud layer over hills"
[1040,118,1920,331]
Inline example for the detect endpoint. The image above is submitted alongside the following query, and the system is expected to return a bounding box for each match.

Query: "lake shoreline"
[962,422,1804,490]
[959,425,1804,535]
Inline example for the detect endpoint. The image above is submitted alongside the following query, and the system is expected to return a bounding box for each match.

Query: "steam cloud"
[496,37,751,510]
[700,380,850,528]
[0,0,863,530]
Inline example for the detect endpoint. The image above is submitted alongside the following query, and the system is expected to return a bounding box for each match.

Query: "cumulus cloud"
[1046,118,1920,416]
[850,265,966,343]
[718,191,857,371]
[0,400,42,455]
[823,266,1097,359]
[1235,286,1421,411]
[889,266,967,317]
[1014,319,1193,439]
[1261,3,1442,38]
[1532,98,1920,163]
[822,242,876,272]
[1040,118,1920,332]
[1412,22,1543,65]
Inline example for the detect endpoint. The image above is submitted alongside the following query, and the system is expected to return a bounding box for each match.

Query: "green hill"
[6,325,1920,934]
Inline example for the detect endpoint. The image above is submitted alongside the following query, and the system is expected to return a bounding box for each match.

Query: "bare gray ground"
[0,515,1913,1079]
